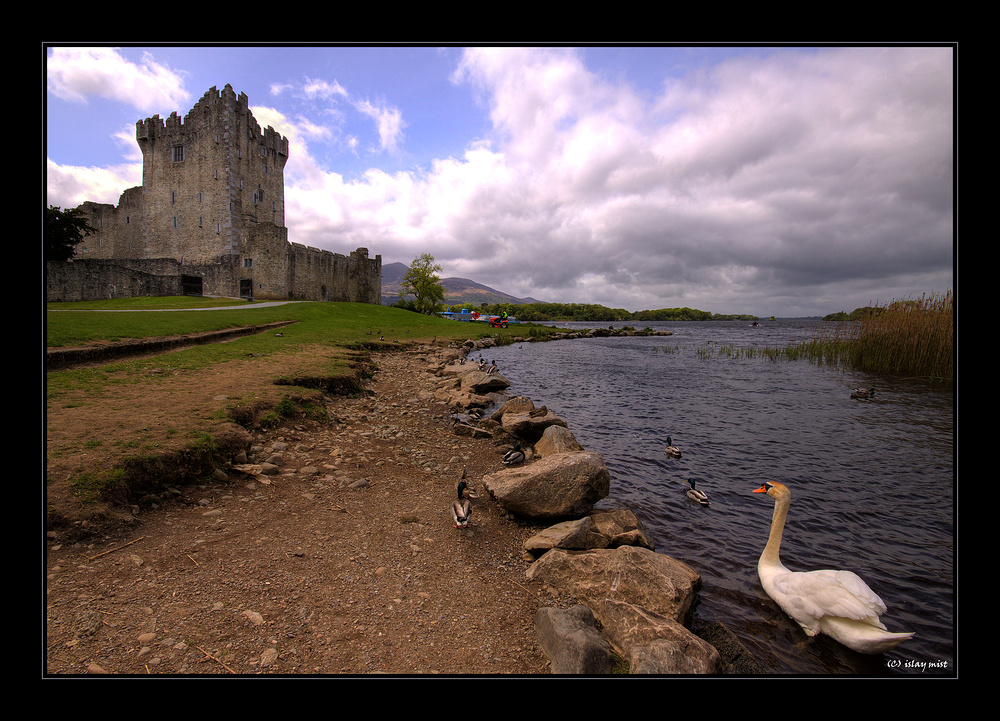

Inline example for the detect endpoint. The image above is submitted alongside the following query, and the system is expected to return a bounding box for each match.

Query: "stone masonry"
[50,84,381,304]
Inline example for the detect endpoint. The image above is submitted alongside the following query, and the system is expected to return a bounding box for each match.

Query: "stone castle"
[47,84,381,304]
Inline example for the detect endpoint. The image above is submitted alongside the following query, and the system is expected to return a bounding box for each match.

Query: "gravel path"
[45,349,579,675]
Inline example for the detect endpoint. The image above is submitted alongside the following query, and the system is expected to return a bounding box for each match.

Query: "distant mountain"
[381,262,542,307]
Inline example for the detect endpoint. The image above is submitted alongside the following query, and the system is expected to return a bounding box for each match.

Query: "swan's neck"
[761,496,790,569]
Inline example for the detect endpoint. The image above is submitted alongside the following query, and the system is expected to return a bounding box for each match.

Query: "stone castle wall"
[49,84,380,304]
[46,256,242,303]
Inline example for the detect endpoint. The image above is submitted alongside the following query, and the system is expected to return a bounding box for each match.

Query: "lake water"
[481,320,955,676]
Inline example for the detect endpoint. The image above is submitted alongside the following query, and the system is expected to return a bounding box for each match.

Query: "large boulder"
[587,508,655,551]
[696,622,766,674]
[523,508,655,558]
[523,517,610,557]
[534,425,585,456]
[482,451,610,520]
[501,408,568,442]
[525,545,701,625]
[489,396,536,421]
[534,605,617,674]
[459,368,510,395]
[599,599,722,674]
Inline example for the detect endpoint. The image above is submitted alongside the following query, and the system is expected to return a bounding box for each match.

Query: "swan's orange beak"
[752,485,768,493]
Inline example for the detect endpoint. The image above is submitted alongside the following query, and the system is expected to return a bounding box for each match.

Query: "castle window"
[172,216,179,228]
[215,223,221,234]
[261,146,268,157]
[243,258,254,268]
[171,191,176,205]
[172,145,184,162]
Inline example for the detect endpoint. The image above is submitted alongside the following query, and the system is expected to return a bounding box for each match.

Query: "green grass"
[46,297,568,350]
[47,298,483,348]
[45,298,557,404]
[46,298,568,507]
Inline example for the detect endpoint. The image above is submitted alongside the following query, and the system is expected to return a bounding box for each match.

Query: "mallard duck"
[452,481,473,528]
[752,481,915,654]
[664,436,682,458]
[502,443,526,466]
[685,478,710,506]
[851,387,876,399]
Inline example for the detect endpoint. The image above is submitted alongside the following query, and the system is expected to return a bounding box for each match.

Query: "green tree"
[45,205,97,262]
[399,253,445,314]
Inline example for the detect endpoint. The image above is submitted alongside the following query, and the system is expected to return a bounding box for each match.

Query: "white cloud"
[46,47,191,113]
[353,99,405,154]
[437,46,953,313]
[46,46,953,316]
[303,78,348,100]
[46,158,142,208]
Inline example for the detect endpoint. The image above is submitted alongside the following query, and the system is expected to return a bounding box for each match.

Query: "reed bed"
[683,292,953,382]
[800,292,954,382]
[716,344,807,361]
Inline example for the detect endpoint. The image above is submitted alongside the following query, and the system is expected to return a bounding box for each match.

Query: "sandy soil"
[44,343,578,676]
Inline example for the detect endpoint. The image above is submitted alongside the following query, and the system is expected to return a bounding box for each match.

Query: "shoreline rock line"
[47,324,768,675]
[425,335,763,674]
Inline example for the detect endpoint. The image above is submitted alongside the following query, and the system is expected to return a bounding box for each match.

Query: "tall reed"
[802,292,954,381]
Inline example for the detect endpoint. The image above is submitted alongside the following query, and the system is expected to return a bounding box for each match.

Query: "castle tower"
[134,84,289,265]
[58,85,380,305]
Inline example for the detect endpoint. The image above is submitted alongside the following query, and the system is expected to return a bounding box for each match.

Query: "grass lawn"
[45,298,529,401]
[46,298,557,514]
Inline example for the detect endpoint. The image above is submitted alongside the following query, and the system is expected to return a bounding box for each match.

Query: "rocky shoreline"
[46,324,765,675]
[424,333,765,674]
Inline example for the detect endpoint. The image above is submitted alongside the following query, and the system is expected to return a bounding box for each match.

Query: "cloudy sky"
[45,44,954,317]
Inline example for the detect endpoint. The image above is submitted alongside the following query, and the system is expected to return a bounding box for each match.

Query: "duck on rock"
[502,443,526,466]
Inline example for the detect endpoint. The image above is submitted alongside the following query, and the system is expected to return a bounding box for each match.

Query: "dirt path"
[44,348,577,675]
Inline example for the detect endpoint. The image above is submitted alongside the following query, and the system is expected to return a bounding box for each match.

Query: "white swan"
[752,481,915,654]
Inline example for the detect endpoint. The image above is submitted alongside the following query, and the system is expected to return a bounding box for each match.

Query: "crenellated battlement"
[64,84,379,304]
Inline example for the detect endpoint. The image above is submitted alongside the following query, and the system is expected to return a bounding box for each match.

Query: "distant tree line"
[822,306,883,321]
[443,301,758,322]
[395,253,757,321]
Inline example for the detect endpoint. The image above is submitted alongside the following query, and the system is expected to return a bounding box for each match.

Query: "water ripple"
[488,320,955,675]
